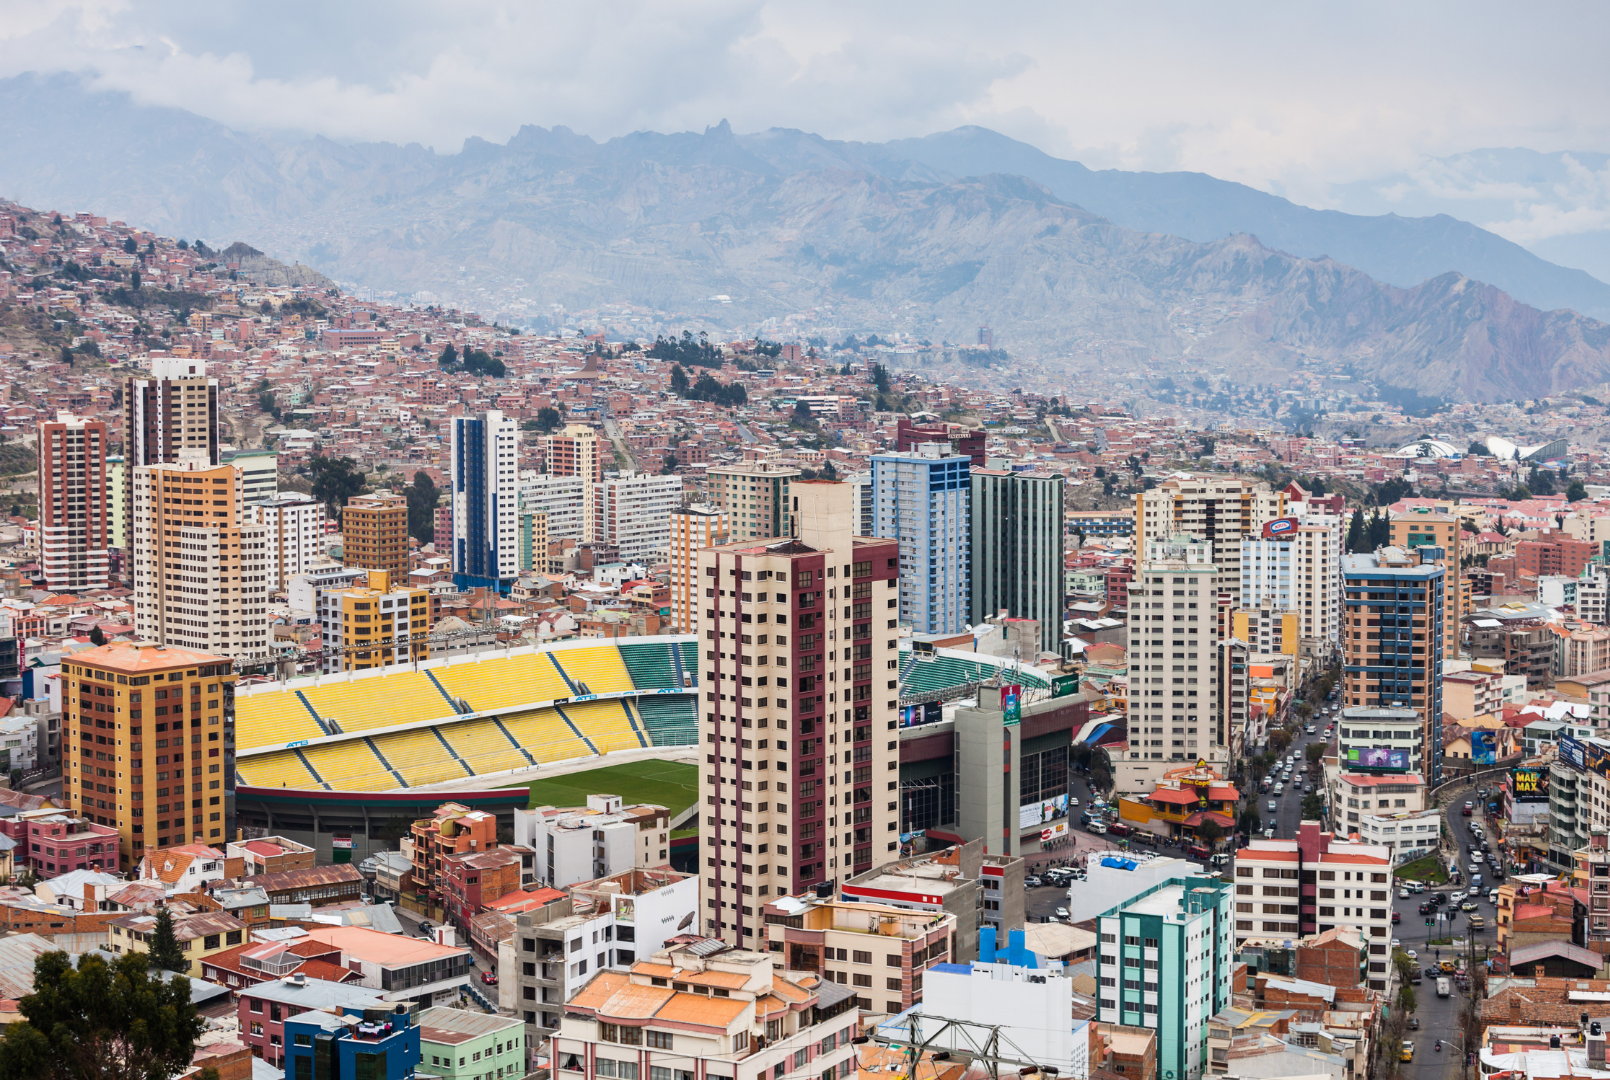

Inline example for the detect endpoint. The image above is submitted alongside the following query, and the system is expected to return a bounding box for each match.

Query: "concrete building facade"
[36,411,111,593]
[872,447,971,636]
[971,468,1065,656]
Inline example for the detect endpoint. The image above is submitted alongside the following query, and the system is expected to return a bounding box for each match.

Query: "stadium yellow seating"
[434,653,571,713]
[237,751,322,789]
[501,707,594,763]
[553,646,635,695]
[370,728,473,787]
[299,673,454,734]
[234,692,325,751]
[562,700,645,756]
[441,718,530,776]
[299,740,399,791]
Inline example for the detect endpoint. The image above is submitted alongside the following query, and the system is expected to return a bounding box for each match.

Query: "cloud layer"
[2,0,1608,252]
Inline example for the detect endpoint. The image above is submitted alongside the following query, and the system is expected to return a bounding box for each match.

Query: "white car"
[1391,938,1401,949]
[1399,887,1410,898]
[1450,891,1465,904]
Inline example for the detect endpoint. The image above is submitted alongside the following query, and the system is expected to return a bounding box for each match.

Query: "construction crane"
[862,1012,1061,1080]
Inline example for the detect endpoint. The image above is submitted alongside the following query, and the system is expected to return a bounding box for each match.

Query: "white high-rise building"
[450,410,520,589]
[249,494,326,590]
[519,472,589,544]
[131,455,271,661]
[1239,516,1343,651]
[1117,535,1222,791]
[593,474,683,562]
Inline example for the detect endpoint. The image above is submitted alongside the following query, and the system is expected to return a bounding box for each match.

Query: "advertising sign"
[1344,746,1411,772]
[331,835,353,864]
[1001,684,1022,725]
[1051,673,1080,699]
[1588,740,1610,779]
[1040,821,1069,843]
[1019,793,1069,830]
[1560,735,1587,770]
[1471,730,1498,766]
[1261,517,1299,538]
[899,701,944,728]
[1512,766,1547,802]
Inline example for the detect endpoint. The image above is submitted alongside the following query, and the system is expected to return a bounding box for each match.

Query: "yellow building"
[1390,510,1463,660]
[1231,607,1299,656]
[341,490,411,583]
[108,908,246,977]
[315,569,431,673]
[62,641,238,869]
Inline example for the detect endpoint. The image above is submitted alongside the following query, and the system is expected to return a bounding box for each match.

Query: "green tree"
[146,908,187,974]
[0,950,207,1080]
[404,471,439,543]
[535,407,563,434]
[1346,509,1365,552]
[871,363,891,395]
[1195,818,1225,848]
[130,270,140,291]
[88,625,106,647]
[792,400,814,425]
[1301,793,1325,820]
[1305,741,1326,765]
[1270,728,1293,754]
[306,456,367,521]
[438,343,458,367]
[1568,479,1588,503]
[670,365,690,396]
[661,453,679,475]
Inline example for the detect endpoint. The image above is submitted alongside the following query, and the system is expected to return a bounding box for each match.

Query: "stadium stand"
[560,700,646,756]
[371,728,474,787]
[299,740,395,790]
[500,706,594,763]
[297,672,455,734]
[552,646,635,696]
[235,692,326,751]
[898,649,1051,697]
[441,718,533,776]
[616,641,680,690]
[237,750,323,789]
[433,652,572,712]
[633,695,698,746]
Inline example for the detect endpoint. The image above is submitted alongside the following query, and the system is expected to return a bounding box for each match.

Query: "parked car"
[1024,876,1043,889]
[1392,911,1401,924]
[1108,822,1132,837]
[1055,907,1070,919]
[480,970,498,986]
[1399,887,1411,898]
[1186,843,1212,860]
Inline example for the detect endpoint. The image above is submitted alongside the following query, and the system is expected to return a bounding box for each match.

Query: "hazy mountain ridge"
[5,73,1610,401]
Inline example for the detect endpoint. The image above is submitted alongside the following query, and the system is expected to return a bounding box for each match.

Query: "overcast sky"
[5,0,1609,254]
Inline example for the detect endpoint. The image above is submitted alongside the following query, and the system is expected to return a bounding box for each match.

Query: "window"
[647,1030,673,1050]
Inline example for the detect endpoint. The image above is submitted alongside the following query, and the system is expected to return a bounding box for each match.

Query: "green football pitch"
[503,758,698,817]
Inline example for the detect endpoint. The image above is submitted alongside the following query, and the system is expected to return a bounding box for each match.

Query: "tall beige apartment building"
[669,504,729,632]
[1136,476,1285,599]
[707,461,799,542]
[697,481,901,945]
[121,357,219,547]
[131,455,271,661]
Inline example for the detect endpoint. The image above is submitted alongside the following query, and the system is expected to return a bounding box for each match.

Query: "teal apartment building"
[419,1006,528,1080]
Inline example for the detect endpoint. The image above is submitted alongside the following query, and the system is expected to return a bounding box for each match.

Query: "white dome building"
[1397,438,1460,459]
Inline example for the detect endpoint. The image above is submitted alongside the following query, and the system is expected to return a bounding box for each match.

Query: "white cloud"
[1,0,1607,234]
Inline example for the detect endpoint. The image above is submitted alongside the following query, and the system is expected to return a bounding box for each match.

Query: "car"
[1406,949,1418,959]
[1411,882,1426,893]
[1424,967,1441,980]
[1409,1018,1420,1030]
[480,970,498,986]
[1418,902,1432,915]
[1461,900,1479,912]
[1391,938,1401,949]
[1055,907,1070,919]
[1263,827,1276,839]
[1401,1042,1414,1062]
[1305,725,1315,734]
[1108,822,1132,837]
[1489,888,1501,901]
[1303,784,1313,795]
[1273,784,1284,796]
[1024,876,1043,889]
[1392,911,1401,924]
[1448,892,1464,904]
[1268,800,1278,812]
[1069,797,1080,808]
[1399,887,1410,899]
[1462,802,1474,816]
[1088,821,1108,834]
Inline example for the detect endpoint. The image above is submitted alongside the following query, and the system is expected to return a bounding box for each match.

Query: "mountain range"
[3,72,1610,403]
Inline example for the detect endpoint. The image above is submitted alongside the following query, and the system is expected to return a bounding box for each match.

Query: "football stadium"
[232,635,1052,859]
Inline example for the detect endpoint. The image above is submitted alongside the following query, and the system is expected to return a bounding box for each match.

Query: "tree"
[1346,508,1365,552]
[122,237,137,255]
[1569,479,1589,503]
[792,400,815,425]
[60,347,74,368]
[821,459,837,480]
[535,407,563,434]
[130,270,140,291]
[1301,793,1325,820]
[1237,807,1261,836]
[88,625,106,647]
[1269,728,1293,754]
[147,908,187,974]
[438,343,458,367]
[1195,818,1225,848]
[306,456,367,520]
[404,471,439,543]
[661,453,679,475]
[1305,741,1326,765]
[669,365,690,396]
[871,363,891,395]
[0,949,207,1080]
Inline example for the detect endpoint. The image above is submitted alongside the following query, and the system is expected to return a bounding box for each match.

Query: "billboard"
[1020,793,1069,830]
[1345,746,1411,772]
[1001,684,1022,725]
[1040,821,1069,843]
[1512,766,1548,802]
[1471,730,1498,766]
[1560,735,1587,770]
[1051,673,1080,699]
[1262,517,1299,538]
[900,701,944,728]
